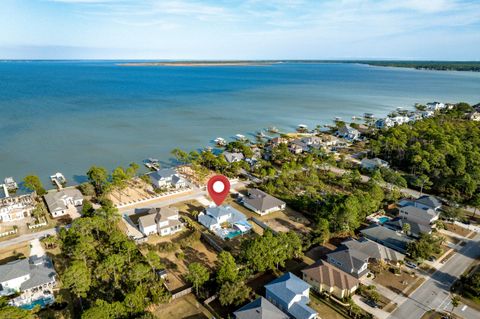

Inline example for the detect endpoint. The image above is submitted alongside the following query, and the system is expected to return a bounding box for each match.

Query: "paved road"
[388,233,480,319]
[0,228,57,249]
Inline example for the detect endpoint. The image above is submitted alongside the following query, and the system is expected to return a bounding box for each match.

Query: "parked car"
[365,299,378,308]
[428,256,436,262]
[406,261,418,269]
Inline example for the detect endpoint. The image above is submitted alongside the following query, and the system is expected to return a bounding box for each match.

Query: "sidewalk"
[361,277,407,306]
[353,295,390,319]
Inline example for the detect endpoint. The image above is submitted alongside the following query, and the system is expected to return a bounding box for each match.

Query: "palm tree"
[402,222,411,235]
[451,295,460,317]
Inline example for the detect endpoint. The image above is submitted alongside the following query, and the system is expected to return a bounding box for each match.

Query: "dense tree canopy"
[371,110,480,203]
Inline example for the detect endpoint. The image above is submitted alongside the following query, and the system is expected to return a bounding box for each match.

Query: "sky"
[1,0,479,60]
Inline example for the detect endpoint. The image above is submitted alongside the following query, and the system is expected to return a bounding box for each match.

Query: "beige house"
[302,260,359,299]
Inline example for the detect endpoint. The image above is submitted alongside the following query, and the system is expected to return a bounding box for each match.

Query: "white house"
[0,192,36,222]
[360,158,390,171]
[198,205,252,239]
[44,188,83,218]
[149,168,186,189]
[399,205,440,226]
[426,102,446,111]
[242,189,286,216]
[0,256,56,307]
[265,272,317,319]
[336,125,360,141]
[375,118,395,129]
[138,207,183,237]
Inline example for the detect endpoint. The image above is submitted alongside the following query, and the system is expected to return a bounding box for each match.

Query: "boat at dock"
[3,177,18,191]
[143,158,160,170]
[214,137,227,146]
[50,172,66,188]
[296,124,308,132]
[364,113,375,119]
[235,134,247,141]
[267,126,279,133]
[334,117,343,122]
[255,130,266,138]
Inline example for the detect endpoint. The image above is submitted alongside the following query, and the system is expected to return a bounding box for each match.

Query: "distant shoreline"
[119,61,277,67]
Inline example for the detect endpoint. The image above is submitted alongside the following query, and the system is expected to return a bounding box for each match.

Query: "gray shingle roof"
[139,207,178,228]
[224,152,245,163]
[360,225,412,253]
[327,249,368,274]
[234,297,288,319]
[244,189,285,212]
[342,238,405,262]
[415,195,442,210]
[44,188,83,212]
[149,168,176,182]
[0,258,30,283]
[384,218,432,238]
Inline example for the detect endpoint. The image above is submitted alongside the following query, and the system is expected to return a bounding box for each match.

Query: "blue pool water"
[19,296,54,310]
[378,216,390,224]
[1,61,480,185]
[225,230,243,239]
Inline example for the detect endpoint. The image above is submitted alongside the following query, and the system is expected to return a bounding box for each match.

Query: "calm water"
[1,61,479,186]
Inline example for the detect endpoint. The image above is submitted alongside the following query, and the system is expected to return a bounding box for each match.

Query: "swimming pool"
[19,296,54,310]
[378,216,390,224]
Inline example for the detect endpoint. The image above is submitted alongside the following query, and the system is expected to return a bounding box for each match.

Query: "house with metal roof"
[302,260,359,299]
[265,272,317,319]
[242,189,286,216]
[44,188,83,218]
[149,168,186,189]
[0,256,57,307]
[234,297,289,319]
[138,207,183,237]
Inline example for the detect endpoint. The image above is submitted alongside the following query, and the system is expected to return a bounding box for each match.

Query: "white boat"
[3,177,18,190]
[334,117,343,122]
[297,124,308,132]
[50,172,66,185]
[268,126,279,133]
[214,137,227,146]
[144,158,160,170]
[235,134,246,141]
[364,113,375,119]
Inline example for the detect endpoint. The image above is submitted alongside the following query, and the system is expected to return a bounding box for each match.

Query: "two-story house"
[398,205,439,226]
[149,168,186,189]
[43,188,83,218]
[0,256,57,307]
[265,272,317,319]
[326,249,369,278]
[138,207,183,237]
[0,192,36,222]
[198,205,252,239]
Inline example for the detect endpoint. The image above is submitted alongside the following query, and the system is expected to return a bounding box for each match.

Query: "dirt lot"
[445,223,471,237]
[142,230,218,291]
[0,242,30,264]
[373,267,421,296]
[151,293,209,319]
[309,295,348,319]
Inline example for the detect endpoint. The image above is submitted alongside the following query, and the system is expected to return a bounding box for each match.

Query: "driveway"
[388,233,480,319]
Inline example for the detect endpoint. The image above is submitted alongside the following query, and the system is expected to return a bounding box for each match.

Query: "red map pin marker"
[207,175,230,206]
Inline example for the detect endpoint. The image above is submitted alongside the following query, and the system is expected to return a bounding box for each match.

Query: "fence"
[0,228,17,238]
[201,232,223,253]
[28,218,48,229]
[251,217,278,235]
[171,287,193,300]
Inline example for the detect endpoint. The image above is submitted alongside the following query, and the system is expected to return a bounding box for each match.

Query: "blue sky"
[1,0,479,59]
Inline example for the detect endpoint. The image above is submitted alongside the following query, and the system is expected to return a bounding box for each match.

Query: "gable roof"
[265,272,310,303]
[327,249,368,272]
[244,189,285,212]
[342,238,404,262]
[302,260,359,291]
[0,258,30,283]
[149,168,176,182]
[234,297,288,319]
[224,152,245,163]
[44,188,83,212]
[384,218,432,238]
[415,195,442,210]
[139,207,178,228]
[400,205,439,221]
